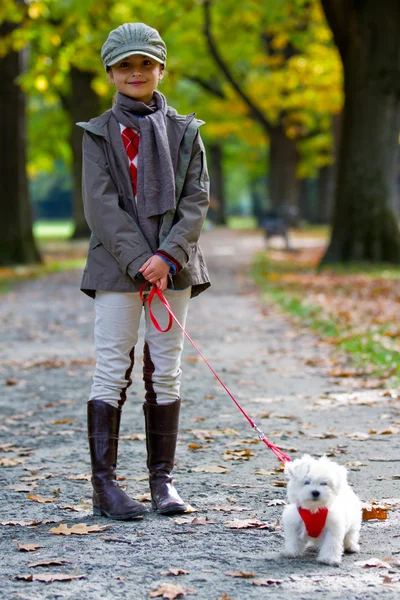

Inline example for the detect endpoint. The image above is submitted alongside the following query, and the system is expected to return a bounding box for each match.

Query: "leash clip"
[253,423,266,442]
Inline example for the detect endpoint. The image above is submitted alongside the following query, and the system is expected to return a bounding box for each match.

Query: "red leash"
[140,283,291,464]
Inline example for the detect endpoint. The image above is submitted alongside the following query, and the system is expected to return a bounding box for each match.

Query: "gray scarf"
[111,90,176,219]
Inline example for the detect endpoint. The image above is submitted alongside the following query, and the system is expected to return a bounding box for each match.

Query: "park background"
[2,0,400,384]
[1,2,400,597]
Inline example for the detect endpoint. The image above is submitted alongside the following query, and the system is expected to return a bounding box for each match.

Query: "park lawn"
[253,247,400,386]
[0,222,87,292]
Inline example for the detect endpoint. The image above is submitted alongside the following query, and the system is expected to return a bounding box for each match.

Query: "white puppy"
[281,454,361,565]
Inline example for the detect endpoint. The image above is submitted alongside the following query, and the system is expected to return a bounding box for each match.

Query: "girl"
[76,23,210,520]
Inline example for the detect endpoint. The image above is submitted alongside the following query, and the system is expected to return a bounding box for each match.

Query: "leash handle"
[139,283,173,333]
[140,282,291,464]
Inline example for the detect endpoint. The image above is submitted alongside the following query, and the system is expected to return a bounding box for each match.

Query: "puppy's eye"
[304,480,311,485]
[320,481,328,486]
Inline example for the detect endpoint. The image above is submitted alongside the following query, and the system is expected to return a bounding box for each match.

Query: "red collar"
[298,507,328,538]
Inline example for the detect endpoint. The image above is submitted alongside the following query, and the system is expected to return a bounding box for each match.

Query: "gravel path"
[0,228,399,599]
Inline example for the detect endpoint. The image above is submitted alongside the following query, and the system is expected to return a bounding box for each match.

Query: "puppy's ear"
[331,462,348,493]
[284,460,295,478]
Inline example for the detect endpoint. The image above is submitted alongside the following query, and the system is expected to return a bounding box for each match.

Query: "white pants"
[89,288,191,409]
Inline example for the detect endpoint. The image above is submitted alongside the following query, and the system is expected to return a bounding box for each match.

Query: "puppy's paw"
[317,554,341,566]
[283,544,303,558]
[344,542,360,554]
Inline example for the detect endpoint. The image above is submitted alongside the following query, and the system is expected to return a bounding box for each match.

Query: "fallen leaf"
[149,582,194,599]
[186,356,201,362]
[362,506,388,521]
[223,449,254,461]
[27,559,68,567]
[58,500,92,512]
[161,568,190,576]
[120,433,146,441]
[270,480,286,487]
[17,543,43,552]
[192,465,228,474]
[28,493,57,504]
[64,474,91,481]
[225,571,255,578]
[174,516,215,525]
[8,484,37,492]
[188,443,206,451]
[224,517,273,530]
[355,558,392,568]
[1,519,60,527]
[267,499,286,506]
[49,523,110,535]
[210,505,250,512]
[0,457,24,467]
[252,578,284,586]
[14,573,85,582]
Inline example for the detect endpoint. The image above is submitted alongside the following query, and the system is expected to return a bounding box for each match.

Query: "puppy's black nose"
[312,490,320,498]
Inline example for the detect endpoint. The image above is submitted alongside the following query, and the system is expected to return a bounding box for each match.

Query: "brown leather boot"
[143,399,186,515]
[88,400,148,520]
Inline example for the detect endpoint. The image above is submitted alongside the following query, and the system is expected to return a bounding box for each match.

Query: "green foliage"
[1,0,342,199]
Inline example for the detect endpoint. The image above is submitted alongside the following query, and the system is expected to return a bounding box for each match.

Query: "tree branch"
[185,75,226,99]
[203,0,271,134]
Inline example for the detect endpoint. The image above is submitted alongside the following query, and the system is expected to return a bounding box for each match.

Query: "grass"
[33,220,74,240]
[226,215,258,229]
[253,252,400,384]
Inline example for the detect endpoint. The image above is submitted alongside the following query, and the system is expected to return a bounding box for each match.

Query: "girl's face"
[108,54,164,103]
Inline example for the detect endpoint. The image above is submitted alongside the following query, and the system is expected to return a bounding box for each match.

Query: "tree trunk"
[269,125,300,212]
[321,0,400,263]
[0,22,41,266]
[209,143,226,225]
[62,67,101,239]
[315,166,334,223]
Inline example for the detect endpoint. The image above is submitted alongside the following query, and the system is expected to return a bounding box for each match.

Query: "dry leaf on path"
[28,493,57,504]
[14,573,85,583]
[355,558,392,568]
[1,519,60,527]
[225,571,255,578]
[362,506,388,521]
[161,568,190,576]
[28,559,69,567]
[64,474,91,481]
[8,484,37,492]
[224,517,273,530]
[210,505,250,512]
[120,433,146,441]
[49,523,110,535]
[17,543,43,552]
[0,457,24,467]
[192,465,228,474]
[149,582,194,599]
[223,449,254,461]
[174,516,215,526]
[252,578,284,586]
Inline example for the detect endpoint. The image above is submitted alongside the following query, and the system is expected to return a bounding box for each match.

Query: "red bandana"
[299,507,328,538]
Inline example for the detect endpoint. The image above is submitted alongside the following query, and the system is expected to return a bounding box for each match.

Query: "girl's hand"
[139,255,170,284]
[155,274,168,291]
